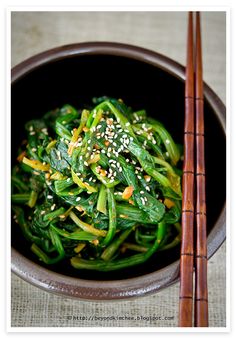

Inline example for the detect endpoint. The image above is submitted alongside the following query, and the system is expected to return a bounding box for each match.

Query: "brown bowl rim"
[11,42,226,300]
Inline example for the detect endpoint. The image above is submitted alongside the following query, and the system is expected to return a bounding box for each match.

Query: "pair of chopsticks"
[179,12,208,327]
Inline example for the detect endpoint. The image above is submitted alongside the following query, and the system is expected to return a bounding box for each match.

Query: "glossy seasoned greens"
[12,97,182,271]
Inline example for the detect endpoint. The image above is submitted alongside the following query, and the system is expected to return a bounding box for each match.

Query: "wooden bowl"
[11,42,226,300]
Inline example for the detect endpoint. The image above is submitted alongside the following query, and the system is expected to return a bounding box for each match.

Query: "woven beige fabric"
[11,11,226,328]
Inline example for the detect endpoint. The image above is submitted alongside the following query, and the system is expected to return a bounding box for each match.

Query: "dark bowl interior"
[11,43,226,292]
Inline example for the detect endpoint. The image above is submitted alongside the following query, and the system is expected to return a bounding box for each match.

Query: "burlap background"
[11,11,226,328]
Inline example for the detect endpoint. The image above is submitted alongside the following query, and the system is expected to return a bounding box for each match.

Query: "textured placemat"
[11,11,226,328]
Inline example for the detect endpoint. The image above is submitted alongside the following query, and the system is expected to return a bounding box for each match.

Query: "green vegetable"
[11,97,182,270]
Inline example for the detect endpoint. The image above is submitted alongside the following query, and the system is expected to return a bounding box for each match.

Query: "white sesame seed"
[141,197,145,205]
[41,210,46,215]
[30,131,36,136]
[140,191,145,194]
[166,152,169,157]
[93,179,96,183]
[88,139,91,144]
[31,148,37,152]
[47,195,53,199]
[119,167,122,172]
[84,161,89,166]
[51,204,56,211]
[97,125,102,130]
[137,175,142,179]
[67,178,70,182]
[101,149,106,153]
[126,158,130,162]
[29,125,34,131]
[107,153,111,158]
[152,139,157,145]
[76,196,81,202]
[166,139,170,144]
[42,128,48,135]
[144,197,148,202]
[145,186,151,191]
[125,122,130,127]
[56,150,61,160]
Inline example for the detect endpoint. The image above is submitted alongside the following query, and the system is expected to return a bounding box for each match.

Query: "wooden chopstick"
[179,11,195,327]
[194,12,208,327]
[179,12,208,327]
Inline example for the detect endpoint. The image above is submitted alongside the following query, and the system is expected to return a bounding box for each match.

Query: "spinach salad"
[12,97,182,272]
